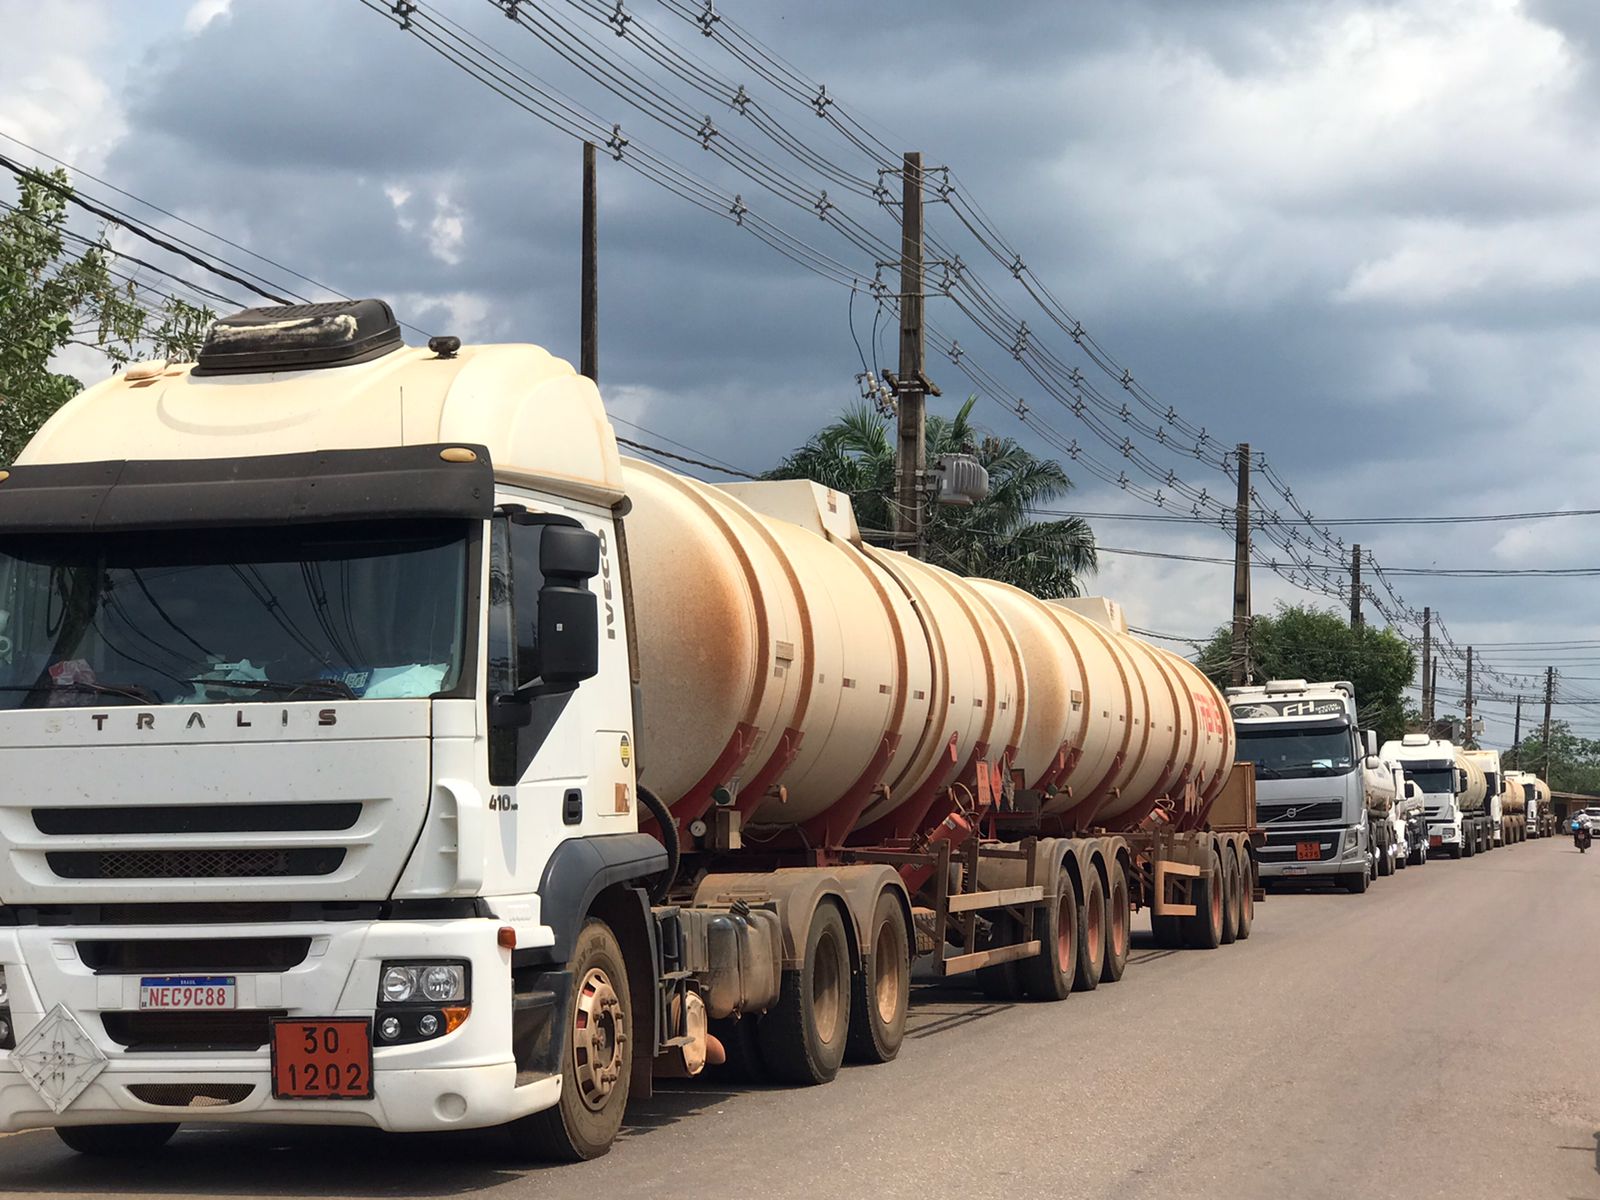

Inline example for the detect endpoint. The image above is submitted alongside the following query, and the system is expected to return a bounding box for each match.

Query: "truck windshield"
[1403,766,1456,794]
[1234,724,1355,779]
[0,520,469,708]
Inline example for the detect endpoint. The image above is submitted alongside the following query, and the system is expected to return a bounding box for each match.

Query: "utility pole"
[1512,695,1523,765]
[1420,607,1433,723]
[1229,442,1251,686]
[1349,544,1362,629]
[1464,647,1474,744]
[893,150,927,559]
[1430,660,1439,732]
[1543,666,1555,781]
[581,141,599,383]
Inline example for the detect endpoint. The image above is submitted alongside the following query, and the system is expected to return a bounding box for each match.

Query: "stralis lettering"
[85,708,339,732]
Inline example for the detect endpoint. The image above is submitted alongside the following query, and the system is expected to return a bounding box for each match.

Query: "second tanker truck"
[0,300,1258,1161]
[1381,735,1491,858]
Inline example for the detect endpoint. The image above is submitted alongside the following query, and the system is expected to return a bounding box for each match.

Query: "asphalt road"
[2,836,1597,1200]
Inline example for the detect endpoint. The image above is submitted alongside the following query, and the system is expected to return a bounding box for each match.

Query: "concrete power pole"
[1421,607,1433,723]
[1512,695,1523,765]
[1230,443,1251,686]
[1349,544,1362,630]
[893,151,927,559]
[581,141,598,383]
[1543,666,1556,780]
[1464,647,1474,744]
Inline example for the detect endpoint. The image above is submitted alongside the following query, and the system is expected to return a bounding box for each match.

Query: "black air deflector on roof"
[192,299,404,375]
[0,444,494,533]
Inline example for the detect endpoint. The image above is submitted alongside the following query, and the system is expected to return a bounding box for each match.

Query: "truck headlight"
[375,961,470,1046]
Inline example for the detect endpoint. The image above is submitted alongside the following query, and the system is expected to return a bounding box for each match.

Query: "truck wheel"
[1343,868,1368,895]
[708,1013,765,1083]
[846,890,910,1064]
[1150,913,1184,948]
[1462,832,1475,858]
[56,1124,179,1157]
[1073,868,1106,992]
[1222,849,1243,944]
[759,902,851,1085]
[513,918,633,1162]
[1183,853,1224,950]
[1018,867,1077,1001]
[1100,859,1132,982]
[1235,856,1256,940]
[1379,833,1395,877]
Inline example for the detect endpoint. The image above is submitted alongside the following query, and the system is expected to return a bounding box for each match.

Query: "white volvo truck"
[1226,680,1386,893]
[0,301,1257,1161]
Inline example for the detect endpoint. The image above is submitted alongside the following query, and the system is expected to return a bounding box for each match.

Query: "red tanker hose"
[900,810,978,895]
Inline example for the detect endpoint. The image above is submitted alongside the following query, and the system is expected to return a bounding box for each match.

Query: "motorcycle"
[1574,822,1592,853]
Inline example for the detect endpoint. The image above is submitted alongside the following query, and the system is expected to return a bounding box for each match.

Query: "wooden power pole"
[1512,695,1523,764]
[1349,544,1362,630]
[1464,647,1474,743]
[1543,666,1556,780]
[1420,606,1433,723]
[581,141,599,383]
[1229,442,1251,686]
[893,151,927,558]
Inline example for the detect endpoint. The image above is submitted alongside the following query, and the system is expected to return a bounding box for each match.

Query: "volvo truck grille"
[1259,827,1342,861]
[1257,800,1344,823]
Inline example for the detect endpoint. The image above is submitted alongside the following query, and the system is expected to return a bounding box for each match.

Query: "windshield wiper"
[188,677,356,699]
[1251,765,1285,779]
[0,681,160,704]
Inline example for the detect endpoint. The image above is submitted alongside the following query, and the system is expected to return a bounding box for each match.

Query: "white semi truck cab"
[1226,680,1380,893]
[0,301,1257,1161]
[1380,735,1491,858]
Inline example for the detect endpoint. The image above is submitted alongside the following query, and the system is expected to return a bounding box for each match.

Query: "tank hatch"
[193,299,403,375]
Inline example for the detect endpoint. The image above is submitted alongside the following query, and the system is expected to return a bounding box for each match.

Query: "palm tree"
[767,397,1098,597]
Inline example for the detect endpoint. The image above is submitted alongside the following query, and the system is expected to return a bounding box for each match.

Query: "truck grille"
[1260,827,1341,861]
[48,848,345,880]
[77,937,312,974]
[127,1083,256,1108]
[33,803,362,836]
[102,1010,287,1053]
[1257,800,1344,823]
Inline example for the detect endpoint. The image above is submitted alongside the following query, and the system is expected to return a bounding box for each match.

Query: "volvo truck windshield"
[1235,724,1356,779]
[0,519,470,707]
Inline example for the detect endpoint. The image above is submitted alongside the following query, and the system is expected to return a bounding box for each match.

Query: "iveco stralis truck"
[1226,680,1385,893]
[0,301,1258,1161]
[1381,735,1490,858]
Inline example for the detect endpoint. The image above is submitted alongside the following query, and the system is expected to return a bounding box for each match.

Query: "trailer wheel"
[1377,829,1395,877]
[846,890,910,1064]
[1183,852,1224,949]
[759,901,851,1085]
[1342,868,1368,895]
[1235,854,1255,940]
[1019,867,1077,1001]
[1073,869,1105,991]
[1463,830,1475,858]
[56,1124,179,1157]
[1100,859,1131,982]
[1219,848,1241,945]
[512,918,632,1162]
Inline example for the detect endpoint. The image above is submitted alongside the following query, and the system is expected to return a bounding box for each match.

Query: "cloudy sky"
[5,0,1600,748]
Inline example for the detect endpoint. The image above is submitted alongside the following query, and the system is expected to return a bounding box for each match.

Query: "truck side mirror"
[1456,768,1468,795]
[534,526,601,687]
[1362,730,1378,757]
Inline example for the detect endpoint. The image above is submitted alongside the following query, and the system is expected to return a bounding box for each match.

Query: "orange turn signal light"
[442,1006,471,1034]
[497,926,517,950]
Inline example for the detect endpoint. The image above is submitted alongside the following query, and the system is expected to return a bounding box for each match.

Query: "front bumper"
[1258,828,1366,879]
[0,917,559,1133]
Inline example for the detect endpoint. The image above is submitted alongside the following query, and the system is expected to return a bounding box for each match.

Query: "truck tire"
[1343,868,1368,895]
[1183,853,1224,950]
[1378,831,1395,877]
[1462,831,1475,858]
[759,902,851,1085]
[1073,869,1106,991]
[56,1124,179,1157]
[510,918,632,1162]
[1235,857,1256,940]
[1219,849,1241,945]
[846,890,910,1064]
[1018,867,1077,1001]
[1150,913,1184,948]
[1101,859,1132,982]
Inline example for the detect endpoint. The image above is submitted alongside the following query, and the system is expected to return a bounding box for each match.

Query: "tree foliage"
[1505,721,1600,794]
[1196,603,1418,744]
[0,168,213,466]
[766,396,1098,596]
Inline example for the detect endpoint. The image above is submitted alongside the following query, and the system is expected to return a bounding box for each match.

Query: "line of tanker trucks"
[0,300,1557,1161]
[1229,678,1555,893]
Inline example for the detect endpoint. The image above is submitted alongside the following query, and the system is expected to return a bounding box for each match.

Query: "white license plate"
[139,976,237,1010]
[1280,865,1310,876]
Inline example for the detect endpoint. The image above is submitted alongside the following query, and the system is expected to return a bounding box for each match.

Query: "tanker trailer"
[1462,748,1507,851]
[0,302,1256,1162]
[1530,775,1555,835]
[1499,768,1528,843]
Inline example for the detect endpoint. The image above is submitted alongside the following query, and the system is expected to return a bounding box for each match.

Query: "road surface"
[1,837,1596,1200]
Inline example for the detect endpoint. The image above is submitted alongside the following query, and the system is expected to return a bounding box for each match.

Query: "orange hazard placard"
[270,1018,373,1100]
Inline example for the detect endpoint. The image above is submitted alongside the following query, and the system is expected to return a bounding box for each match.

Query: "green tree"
[766,396,1098,596]
[1196,603,1418,744]
[0,168,213,466]
[1507,721,1600,794]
